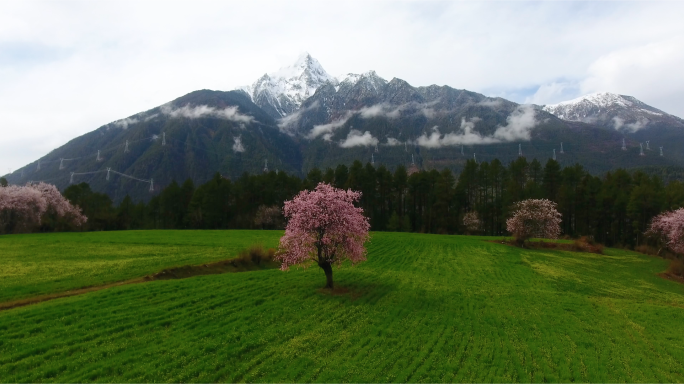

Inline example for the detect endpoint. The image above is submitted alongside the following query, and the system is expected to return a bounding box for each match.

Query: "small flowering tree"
[506,199,561,246]
[276,183,370,289]
[646,208,684,254]
[463,211,481,234]
[0,182,86,234]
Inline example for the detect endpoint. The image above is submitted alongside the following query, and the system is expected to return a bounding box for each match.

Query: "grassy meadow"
[1,231,684,382]
[0,230,282,302]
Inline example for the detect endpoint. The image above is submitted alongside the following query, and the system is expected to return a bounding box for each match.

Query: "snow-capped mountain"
[238,53,335,119]
[543,92,683,131]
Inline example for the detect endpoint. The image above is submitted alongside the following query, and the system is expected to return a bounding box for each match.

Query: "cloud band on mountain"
[161,104,254,124]
[612,116,650,132]
[339,130,379,148]
[308,111,353,141]
[112,117,139,129]
[307,100,443,141]
[415,106,538,147]
[277,100,320,134]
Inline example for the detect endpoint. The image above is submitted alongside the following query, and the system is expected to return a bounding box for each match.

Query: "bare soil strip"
[0,258,278,311]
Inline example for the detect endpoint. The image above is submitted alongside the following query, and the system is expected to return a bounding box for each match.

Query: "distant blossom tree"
[506,199,561,246]
[276,183,370,289]
[462,211,481,234]
[253,205,284,229]
[0,182,86,234]
[646,208,684,254]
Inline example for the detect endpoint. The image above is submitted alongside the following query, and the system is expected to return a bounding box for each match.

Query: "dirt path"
[0,257,278,311]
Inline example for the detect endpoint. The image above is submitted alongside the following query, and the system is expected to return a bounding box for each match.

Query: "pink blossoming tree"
[506,199,561,246]
[276,183,370,289]
[463,211,481,234]
[646,208,684,254]
[0,182,86,234]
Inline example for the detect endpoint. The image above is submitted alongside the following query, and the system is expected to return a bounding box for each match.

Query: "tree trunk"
[318,260,334,289]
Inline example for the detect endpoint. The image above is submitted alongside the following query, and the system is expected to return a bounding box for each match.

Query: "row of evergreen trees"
[62,158,684,248]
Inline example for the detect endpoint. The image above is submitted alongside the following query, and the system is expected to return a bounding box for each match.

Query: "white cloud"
[112,117,139,129]
[416,119,497,148]
[421,108,437,118]
[277,100,320,134]
[160,104,254,123]
[492,105,537,141]
[613,116,649,132]
[358,104,397,119]
[339,130,379,148]
[385,137,402,146]
[415,108,537,148]
[308,111,353,140]
[359,100,441,120]
[232,135,245,152]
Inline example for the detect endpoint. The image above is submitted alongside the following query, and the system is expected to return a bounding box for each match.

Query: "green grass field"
[0,230,282,302]
[1,231,684,382]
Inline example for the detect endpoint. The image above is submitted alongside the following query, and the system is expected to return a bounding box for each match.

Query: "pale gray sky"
[2,1,684,171]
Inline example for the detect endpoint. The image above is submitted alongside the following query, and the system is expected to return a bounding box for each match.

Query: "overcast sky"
[2,1,684,172]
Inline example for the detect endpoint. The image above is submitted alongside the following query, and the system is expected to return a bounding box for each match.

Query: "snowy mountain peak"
[238,53,335,118]
[545,92,633,110]
[543,92,680,131]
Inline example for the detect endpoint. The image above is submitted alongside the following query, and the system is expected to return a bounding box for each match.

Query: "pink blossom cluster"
[276,182,370,270]
[647,208,684,254]
[0,182,86,234]
[463,211,481,233]
[506,199,562,242]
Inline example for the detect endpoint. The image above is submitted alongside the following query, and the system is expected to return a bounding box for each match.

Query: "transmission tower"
[106,168,111,181]
[20,170,24,178]
[518,144,522,157]
[622,138,627,151]
[59,158,64,170]
[263,159,268,173]
[149,179,154,192]
[473,153,477,162]
[553,149,556,161]
[411,154,415,165]
[404,142,407,152]
[660,146,664,156]
[124,140,129,153]
[371,153,375,165]
[162,132,166,146]
[97,150,102,162]
[646,140,650,150]
[70,172,74,184]
[374,144,379,153]
[560,142,564,154]
[640,143,645,156]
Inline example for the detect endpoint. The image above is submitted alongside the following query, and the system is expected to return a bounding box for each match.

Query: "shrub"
[667,259,684,278]
[572,236,604,254]
[235,245,275,266]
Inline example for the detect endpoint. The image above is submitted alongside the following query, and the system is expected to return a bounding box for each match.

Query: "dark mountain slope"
[5,90,302,202]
